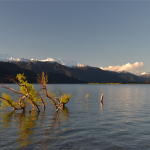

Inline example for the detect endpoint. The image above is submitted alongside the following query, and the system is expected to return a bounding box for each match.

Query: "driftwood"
[100,94,104,102]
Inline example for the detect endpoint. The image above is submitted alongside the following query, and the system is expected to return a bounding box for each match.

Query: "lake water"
[0,84,150,150]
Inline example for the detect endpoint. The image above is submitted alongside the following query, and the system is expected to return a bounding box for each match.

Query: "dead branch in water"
[1,72,72,113]
[37,72,71,112]
[100,94,104,102]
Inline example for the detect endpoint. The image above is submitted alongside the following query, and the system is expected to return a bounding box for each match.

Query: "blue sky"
[0,0,150,74]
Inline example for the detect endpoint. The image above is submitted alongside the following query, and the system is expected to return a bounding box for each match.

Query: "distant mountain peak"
[40,57,55,62]
[0,54,86,68]
[139,72,150,78]
[56,58,86,67]
[139,72,150,79]
[0,54,13,61]
[0,54,29,62]
[140,72,150,75]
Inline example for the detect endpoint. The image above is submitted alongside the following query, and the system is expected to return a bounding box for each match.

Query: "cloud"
[100,62,144,75]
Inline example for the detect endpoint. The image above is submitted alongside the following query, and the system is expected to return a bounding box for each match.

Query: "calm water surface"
[0,84,150,150]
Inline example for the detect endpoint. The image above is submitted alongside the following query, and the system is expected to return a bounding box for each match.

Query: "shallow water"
[0,84,150,149]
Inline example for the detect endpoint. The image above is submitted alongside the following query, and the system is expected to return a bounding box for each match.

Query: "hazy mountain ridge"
[112,70,148,82]
[0,54,149,83]
[0,62,85,83]
[5,61,145,83]
[11,60,129,83]
[0,54,86,68]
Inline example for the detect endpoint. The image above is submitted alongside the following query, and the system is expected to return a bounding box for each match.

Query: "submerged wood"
[1,77,41,112]
[1,72,71,113]
[100,94,104,102]
[37,72,68,112]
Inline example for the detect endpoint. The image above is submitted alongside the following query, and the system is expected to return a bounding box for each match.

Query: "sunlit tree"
[37,72,72,111]
[0,72,72,112]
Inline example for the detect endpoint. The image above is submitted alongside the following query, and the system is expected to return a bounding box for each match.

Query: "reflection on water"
[59,107,70,123]
[1,111,15,129]
[16,110,38,148]
[47,107,70,134]
[100,101,103,110]
[0,110,39,148]
[1,84,150,149]
[35,107,70,149]
[0,106,70,149]
[49,112,61,132]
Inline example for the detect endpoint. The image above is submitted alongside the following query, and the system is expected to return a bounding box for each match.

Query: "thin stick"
[100,94,104,102]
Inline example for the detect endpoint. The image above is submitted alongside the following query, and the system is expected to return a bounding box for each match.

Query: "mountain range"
[0,54,149,83]
[0,54,86,67]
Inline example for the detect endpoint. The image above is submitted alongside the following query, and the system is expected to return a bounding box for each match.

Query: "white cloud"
[100,62,144,75]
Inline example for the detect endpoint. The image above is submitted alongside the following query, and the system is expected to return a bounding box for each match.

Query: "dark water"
[0,84,150,150]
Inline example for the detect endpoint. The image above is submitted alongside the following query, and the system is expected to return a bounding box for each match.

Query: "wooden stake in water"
[100,94,104,102]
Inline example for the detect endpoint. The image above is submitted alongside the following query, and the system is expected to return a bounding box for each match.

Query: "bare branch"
[0,96,23,111]
[5,75,19,85]
[1,85,23,95]
[37,72,60,111]
[54,97,60,103]
[36,92,45,111]
[59,91,62,96]
[18,95,26,110]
